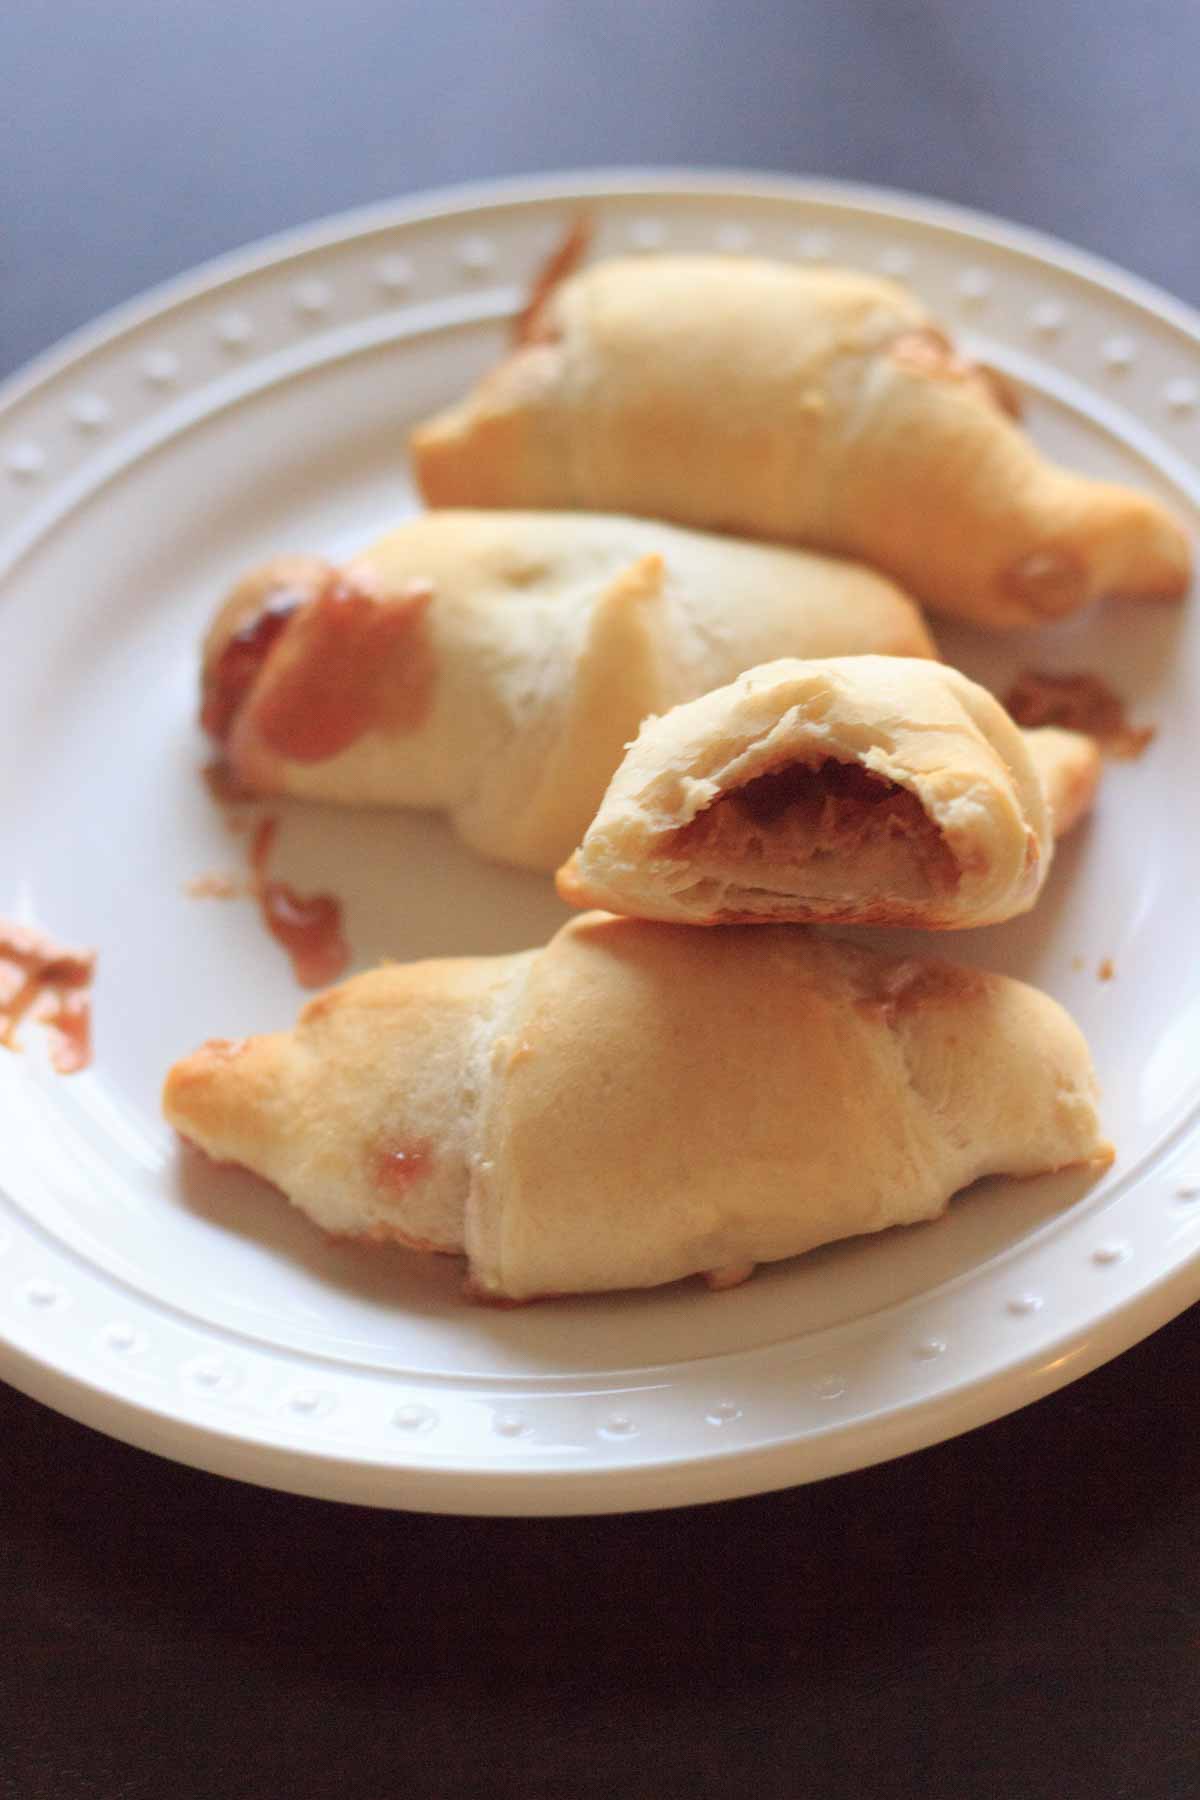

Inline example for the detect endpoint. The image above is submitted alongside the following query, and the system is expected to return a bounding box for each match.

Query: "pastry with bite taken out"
[556,656,1101,929]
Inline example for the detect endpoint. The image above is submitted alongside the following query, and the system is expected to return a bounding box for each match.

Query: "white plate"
[2,170,1199,1516]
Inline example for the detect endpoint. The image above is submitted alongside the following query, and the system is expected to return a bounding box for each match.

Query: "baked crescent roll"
[556,657,1101,929]
[410,255,1190,629]
[201,509,936,872]
[163,914,1110,1303]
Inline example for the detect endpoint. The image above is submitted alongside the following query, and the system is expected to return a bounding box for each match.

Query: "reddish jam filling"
[375,1141,434,1192]
[0,923,96,1073]
[202,571,436,765]
[249,819,349,989]
[201,757,255,806]
[201,594,299,742]
[512,214,591,346]
[252,576,436,763]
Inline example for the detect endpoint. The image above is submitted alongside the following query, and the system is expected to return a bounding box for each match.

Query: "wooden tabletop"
[3,3,1199,1794]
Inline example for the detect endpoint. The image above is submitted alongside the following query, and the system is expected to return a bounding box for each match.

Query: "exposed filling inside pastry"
[201,563,436,762]
[201,587,301,742]
[666,757,960,914]
[201,556,335,745]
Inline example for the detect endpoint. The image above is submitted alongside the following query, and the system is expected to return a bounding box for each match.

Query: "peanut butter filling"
[668,758,960,910]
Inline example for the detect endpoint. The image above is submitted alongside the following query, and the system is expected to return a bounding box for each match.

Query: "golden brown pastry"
[410,254,1190,628]
[556,657,1101,928]
[164,914,1110,1302]
[1022,725,1103,838]
[201,509,936,872]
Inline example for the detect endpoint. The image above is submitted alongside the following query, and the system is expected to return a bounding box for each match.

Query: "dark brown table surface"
[6,1313,1200,1799]
[3,4,1199,1795]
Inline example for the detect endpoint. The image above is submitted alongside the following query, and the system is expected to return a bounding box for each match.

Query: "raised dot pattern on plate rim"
[4,180,1199,510]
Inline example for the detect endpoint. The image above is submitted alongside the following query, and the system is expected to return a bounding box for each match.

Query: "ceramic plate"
[2,171,1199,1515]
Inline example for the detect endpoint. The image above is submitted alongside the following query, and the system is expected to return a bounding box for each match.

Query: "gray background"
[3,0,1198,381]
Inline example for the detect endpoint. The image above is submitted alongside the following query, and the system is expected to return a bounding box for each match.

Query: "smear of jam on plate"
[249,818,349,989]
[1005,669,1156,760]
[0,922,96,1073]
[201,757,255,808]
[184,873,241,899]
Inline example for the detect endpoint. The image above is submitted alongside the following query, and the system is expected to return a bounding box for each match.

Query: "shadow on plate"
[172,1131,1108,1354]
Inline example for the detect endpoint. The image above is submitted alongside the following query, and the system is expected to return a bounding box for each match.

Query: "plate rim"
[4,165,1200,412]
[2,165,1198,1514]
[2,1241,1198,1516]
